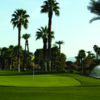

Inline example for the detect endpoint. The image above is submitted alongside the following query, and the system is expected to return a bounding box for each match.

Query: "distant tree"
[34,47,66,72]
[66,61,78,72]
[66,61,73,72]
[21,50,33,71]
[56,40,64,52]
[83,58,94,75]
[1,47,9,69]
[88,0,100,23]
[51,46,66,71]
[87,51,95,59]
[41,0,60,71]
[8,45,15,70]
[75,56,80,66]
[34,49,44,70]
[77,49,86,74]
[93,45,100,59]
[22,33,31,53]
[11,9,30,72]
[54,53,66,72]
[10,45,23,70]
[22,33,31,70]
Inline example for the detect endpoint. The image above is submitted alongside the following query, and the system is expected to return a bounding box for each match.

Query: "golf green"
[0,74,81,87]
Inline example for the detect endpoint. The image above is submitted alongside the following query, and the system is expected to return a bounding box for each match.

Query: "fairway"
[0,73,80,87]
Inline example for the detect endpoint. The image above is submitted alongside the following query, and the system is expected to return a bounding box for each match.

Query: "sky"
[0,0,100,58]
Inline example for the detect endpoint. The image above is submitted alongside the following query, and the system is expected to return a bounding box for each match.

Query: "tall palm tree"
[88,0,100,23]
[36,26,54,71]
[22,33,31,53]
[41,0,60,71]
[11,9,30,72]
[56,40,64,52]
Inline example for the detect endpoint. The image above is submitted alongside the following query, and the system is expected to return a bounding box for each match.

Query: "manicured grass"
[0,74,80,87]
[0,70,100,100]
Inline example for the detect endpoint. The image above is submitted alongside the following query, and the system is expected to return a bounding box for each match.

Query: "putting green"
[0,74,81,87]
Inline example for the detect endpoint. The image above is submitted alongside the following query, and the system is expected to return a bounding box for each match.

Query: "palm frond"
[90,17,100,23]
[22,33,31,40]
[88,0,100,16]
[56,40,64,45]
[41,0,60,15]
[11,9,29,29]
[36,26,48,40]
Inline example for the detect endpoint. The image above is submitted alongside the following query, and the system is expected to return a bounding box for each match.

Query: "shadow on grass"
[0,70,67,76]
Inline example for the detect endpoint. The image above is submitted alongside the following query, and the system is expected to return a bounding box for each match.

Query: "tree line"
[66,44,100,75]
[0,45,33,71]
[1,0,100,74]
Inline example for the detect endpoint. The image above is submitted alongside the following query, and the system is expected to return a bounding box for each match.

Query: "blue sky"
[0,0,100,58]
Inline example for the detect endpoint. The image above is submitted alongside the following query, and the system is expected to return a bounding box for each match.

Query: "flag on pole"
[31,55,35,61]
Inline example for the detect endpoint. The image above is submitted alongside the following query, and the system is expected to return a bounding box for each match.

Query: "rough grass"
[0,70,100,100]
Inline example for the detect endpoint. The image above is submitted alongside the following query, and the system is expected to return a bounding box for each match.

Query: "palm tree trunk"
[59,44,61,53]
[96,53,98,59]
[25,41,26,52]
[81,59,83,74]
[27,40,29,53]
[48,11,52,72]
[23,41,26,71]
[26,40,29,53]
[18,25,21,72]
[43,39,47,71]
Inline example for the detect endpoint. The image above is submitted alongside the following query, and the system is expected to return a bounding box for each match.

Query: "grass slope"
[0,70,100,100]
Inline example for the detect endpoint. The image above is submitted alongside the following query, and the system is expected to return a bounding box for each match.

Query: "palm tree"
[88,0,100,23]
[36,26,54,71]
[87,51,95,59]
[56,40,64,52]
[8,45,15,70]
[22,33,31,70]
[1,47,9,69]
[22,33,31,53]
[36,26,48,71]
[93,45,99,59]
[41,0,60,71]
[11,9,30,72]
[78,49,86,74]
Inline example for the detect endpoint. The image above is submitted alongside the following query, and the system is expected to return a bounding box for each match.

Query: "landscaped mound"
[90,65,100,78]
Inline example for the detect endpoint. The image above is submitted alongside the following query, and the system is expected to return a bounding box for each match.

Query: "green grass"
[0,70,100,100]
[0,74,80,87]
